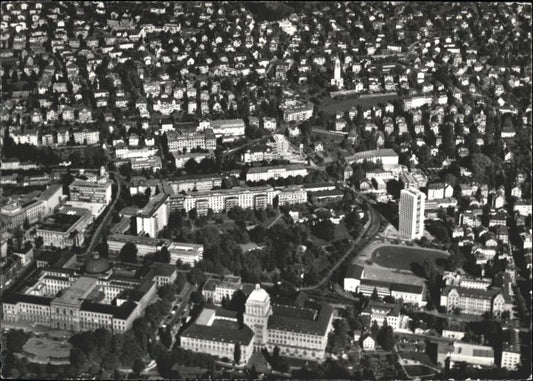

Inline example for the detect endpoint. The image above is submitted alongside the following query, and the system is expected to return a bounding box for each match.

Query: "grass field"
[22,337,71,362]
[371,245,449,271]
[317,93,400,114]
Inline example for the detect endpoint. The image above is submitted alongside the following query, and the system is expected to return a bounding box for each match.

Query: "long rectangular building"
[108,234,204,266]
[246,164,308,182]
[69,179,113,204]
[1,262,177,334]
[199,119,245,142]
[168,185,308,214]
[166,129,216,152]
[346,148,399,167]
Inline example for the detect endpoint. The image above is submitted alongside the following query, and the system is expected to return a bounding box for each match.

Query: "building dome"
[246,284,270,304]
[84,252,111,274]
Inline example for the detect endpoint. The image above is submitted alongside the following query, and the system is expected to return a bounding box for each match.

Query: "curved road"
[298,198,383,292]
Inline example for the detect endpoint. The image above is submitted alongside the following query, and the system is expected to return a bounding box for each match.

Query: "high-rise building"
[399,188,425,239]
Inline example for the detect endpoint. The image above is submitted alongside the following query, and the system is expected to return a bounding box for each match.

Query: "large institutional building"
[399,188,426,240]
[2,253,176,333]
[183,284,334,363]
[0,184,63,229]
[36,206,93,248]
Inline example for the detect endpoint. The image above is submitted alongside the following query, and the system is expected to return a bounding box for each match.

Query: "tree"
[159,246,171,263]
[69,347,90,374]
[233,342,241,364]
[377,321,395,350]
[102,353,120,370]
[6,330,30,353]
[370,320,380,338]
[132,358,145,375]
[119,242,138,263]
[96,235,109,257]
[158,284,177,303]
[370,287,379,301]
[188,208,198,220]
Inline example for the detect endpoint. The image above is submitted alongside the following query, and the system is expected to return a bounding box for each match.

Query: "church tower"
[331,57,344,89]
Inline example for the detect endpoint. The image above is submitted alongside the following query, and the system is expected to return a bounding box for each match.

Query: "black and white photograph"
[0,1,531,380]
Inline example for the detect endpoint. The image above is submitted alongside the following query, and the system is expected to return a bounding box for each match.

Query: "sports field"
[371,245,449,271]
[317,93,400,114]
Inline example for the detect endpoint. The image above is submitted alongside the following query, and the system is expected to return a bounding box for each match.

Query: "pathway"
[298,200,382,292]
[82,169,123,256]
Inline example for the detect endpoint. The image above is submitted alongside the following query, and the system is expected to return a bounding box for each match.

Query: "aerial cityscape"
[0,1,531,380]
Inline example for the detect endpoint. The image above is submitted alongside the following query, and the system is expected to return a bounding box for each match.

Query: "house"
[361,335,376,351]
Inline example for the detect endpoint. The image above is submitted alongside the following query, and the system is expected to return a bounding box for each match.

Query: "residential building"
[166,129,216,152]
[136,193,169,238]
[199,119,245,142]
[440,286,507,316]
[360,300,404,331]
[282,101,314,122]
[246,164,308,183]
[501,329,521,370]
[399,188,426,240]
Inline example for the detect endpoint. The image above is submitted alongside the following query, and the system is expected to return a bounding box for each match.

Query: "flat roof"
[247,164,307,174]
[52,276,98,307]
[137,193,169,218]
[182,316,254,345]
[38,211,85,232]
[268,303,333,336]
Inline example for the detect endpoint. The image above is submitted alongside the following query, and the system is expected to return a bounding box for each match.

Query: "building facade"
[399,188,426,240]
[136,193,169,238]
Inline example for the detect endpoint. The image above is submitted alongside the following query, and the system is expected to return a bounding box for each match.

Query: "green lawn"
[317,93,400,114]
[371,245,449,271]
[22,337,71,362]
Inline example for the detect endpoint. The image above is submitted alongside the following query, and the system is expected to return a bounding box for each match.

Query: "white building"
[136,193,169,238]
[399,188,426,240]
[69,179,113,205]
[199,119,245,142]
[246,164,308,182]
[330,57,344,89]
[501,329,521,370]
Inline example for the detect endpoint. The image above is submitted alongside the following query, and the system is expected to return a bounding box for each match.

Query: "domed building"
[84,252,112,275]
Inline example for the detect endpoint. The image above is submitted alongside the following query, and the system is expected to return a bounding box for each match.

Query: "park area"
[317,93,400,114]
[22,337,71,364]
[371,244,449,271]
